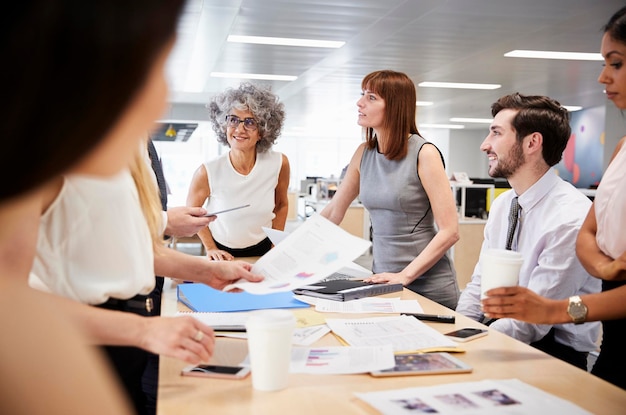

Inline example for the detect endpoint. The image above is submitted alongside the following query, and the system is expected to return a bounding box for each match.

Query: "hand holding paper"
[225,213,371,294]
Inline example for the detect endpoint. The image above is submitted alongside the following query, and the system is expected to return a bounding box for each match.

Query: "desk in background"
[158,280,626,414]
[450,181,494,221]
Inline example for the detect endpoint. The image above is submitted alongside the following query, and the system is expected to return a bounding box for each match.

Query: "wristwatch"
[567,295,588,324]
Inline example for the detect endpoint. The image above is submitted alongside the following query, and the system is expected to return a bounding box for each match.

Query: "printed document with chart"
[224,213,371,294]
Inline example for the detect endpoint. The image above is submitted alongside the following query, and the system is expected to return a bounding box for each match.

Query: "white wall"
[604,101,626,168]
[158,106,625,205]
[159,103,495,190]
[448,129,489,178]
[154,122,494,204]
[277,128,456,192]
[152,122,222,207]
[420,128,450,174]
[273,133,363,191]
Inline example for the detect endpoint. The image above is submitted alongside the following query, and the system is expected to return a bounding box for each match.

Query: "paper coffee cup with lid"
[480,248,523,299]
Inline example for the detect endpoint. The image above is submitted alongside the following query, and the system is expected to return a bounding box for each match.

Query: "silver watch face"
[568,298,587,322]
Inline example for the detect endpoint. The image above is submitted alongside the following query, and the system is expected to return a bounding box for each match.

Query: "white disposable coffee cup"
[245,309,296,391]
[480,248,524,299]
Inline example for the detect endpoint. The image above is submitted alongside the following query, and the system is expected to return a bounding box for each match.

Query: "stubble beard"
[489,141,525,179]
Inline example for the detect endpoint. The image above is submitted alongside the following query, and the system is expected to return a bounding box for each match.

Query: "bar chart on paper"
[290,345,394,375]
[306,348,338,367]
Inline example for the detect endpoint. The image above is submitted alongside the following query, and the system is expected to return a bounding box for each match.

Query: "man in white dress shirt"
[456,93,601,370]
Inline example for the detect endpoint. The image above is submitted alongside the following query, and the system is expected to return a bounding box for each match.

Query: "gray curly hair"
[206,82,286,153]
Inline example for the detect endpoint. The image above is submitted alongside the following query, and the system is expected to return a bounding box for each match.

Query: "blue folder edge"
[177,283,309,312]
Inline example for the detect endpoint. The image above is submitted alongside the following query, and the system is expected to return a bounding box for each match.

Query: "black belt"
[97,293,155,317]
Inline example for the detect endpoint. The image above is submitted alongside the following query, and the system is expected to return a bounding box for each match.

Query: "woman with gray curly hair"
[187,82,290,259]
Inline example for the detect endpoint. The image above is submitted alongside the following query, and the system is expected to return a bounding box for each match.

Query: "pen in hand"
[401,313,456,324]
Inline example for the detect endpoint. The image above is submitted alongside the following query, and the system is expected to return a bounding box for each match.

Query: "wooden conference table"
[157,279,626,415]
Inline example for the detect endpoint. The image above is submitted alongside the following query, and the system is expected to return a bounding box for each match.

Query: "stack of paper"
[181,310,331,345]
[295,296,423,314]
[325,315,461,353]
[289,345,395,375]
[355,379,593,414]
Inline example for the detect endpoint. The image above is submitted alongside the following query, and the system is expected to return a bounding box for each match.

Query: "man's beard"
[489,141,525,179]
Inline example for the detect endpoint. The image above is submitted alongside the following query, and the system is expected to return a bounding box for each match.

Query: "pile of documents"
[355,379,593,414]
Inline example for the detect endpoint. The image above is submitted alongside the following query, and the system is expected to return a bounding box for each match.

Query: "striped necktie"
[505,196,520,250]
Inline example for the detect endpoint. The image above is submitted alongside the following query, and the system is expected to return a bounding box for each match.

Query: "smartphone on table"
[444,327,488,342]
[181,364,250,379]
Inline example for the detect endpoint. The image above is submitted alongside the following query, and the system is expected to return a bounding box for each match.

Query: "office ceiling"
[165,0,623,136]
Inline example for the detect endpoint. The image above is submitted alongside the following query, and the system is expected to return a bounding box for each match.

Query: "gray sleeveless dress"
[360,134,459,309]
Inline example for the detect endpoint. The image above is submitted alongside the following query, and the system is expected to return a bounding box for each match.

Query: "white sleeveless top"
[30,169,155,304]
[204,150,282,248]
[595,142,626,259]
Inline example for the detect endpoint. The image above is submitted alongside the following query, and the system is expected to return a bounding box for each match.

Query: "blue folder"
[177,283,309,312]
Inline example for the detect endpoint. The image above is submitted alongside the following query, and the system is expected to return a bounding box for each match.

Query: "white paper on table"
[178,311,251,325]
[355,378,593,415]
[226,213,371,294]
[292,325,331,346]
[290,344,395,374]
[325,315,458,352]
[313,297,424,314]
[212,327,327,342]
[180,311,327,344]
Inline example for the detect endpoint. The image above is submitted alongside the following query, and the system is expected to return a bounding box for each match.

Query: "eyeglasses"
[225,115,258,131]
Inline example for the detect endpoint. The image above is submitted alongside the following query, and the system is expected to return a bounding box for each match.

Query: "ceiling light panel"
[418,82,501,90]
[210,72,297,81]
[420,123,465,129]
[449,118,493,123]
[504,50,602,61]
[228,35,345,48]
